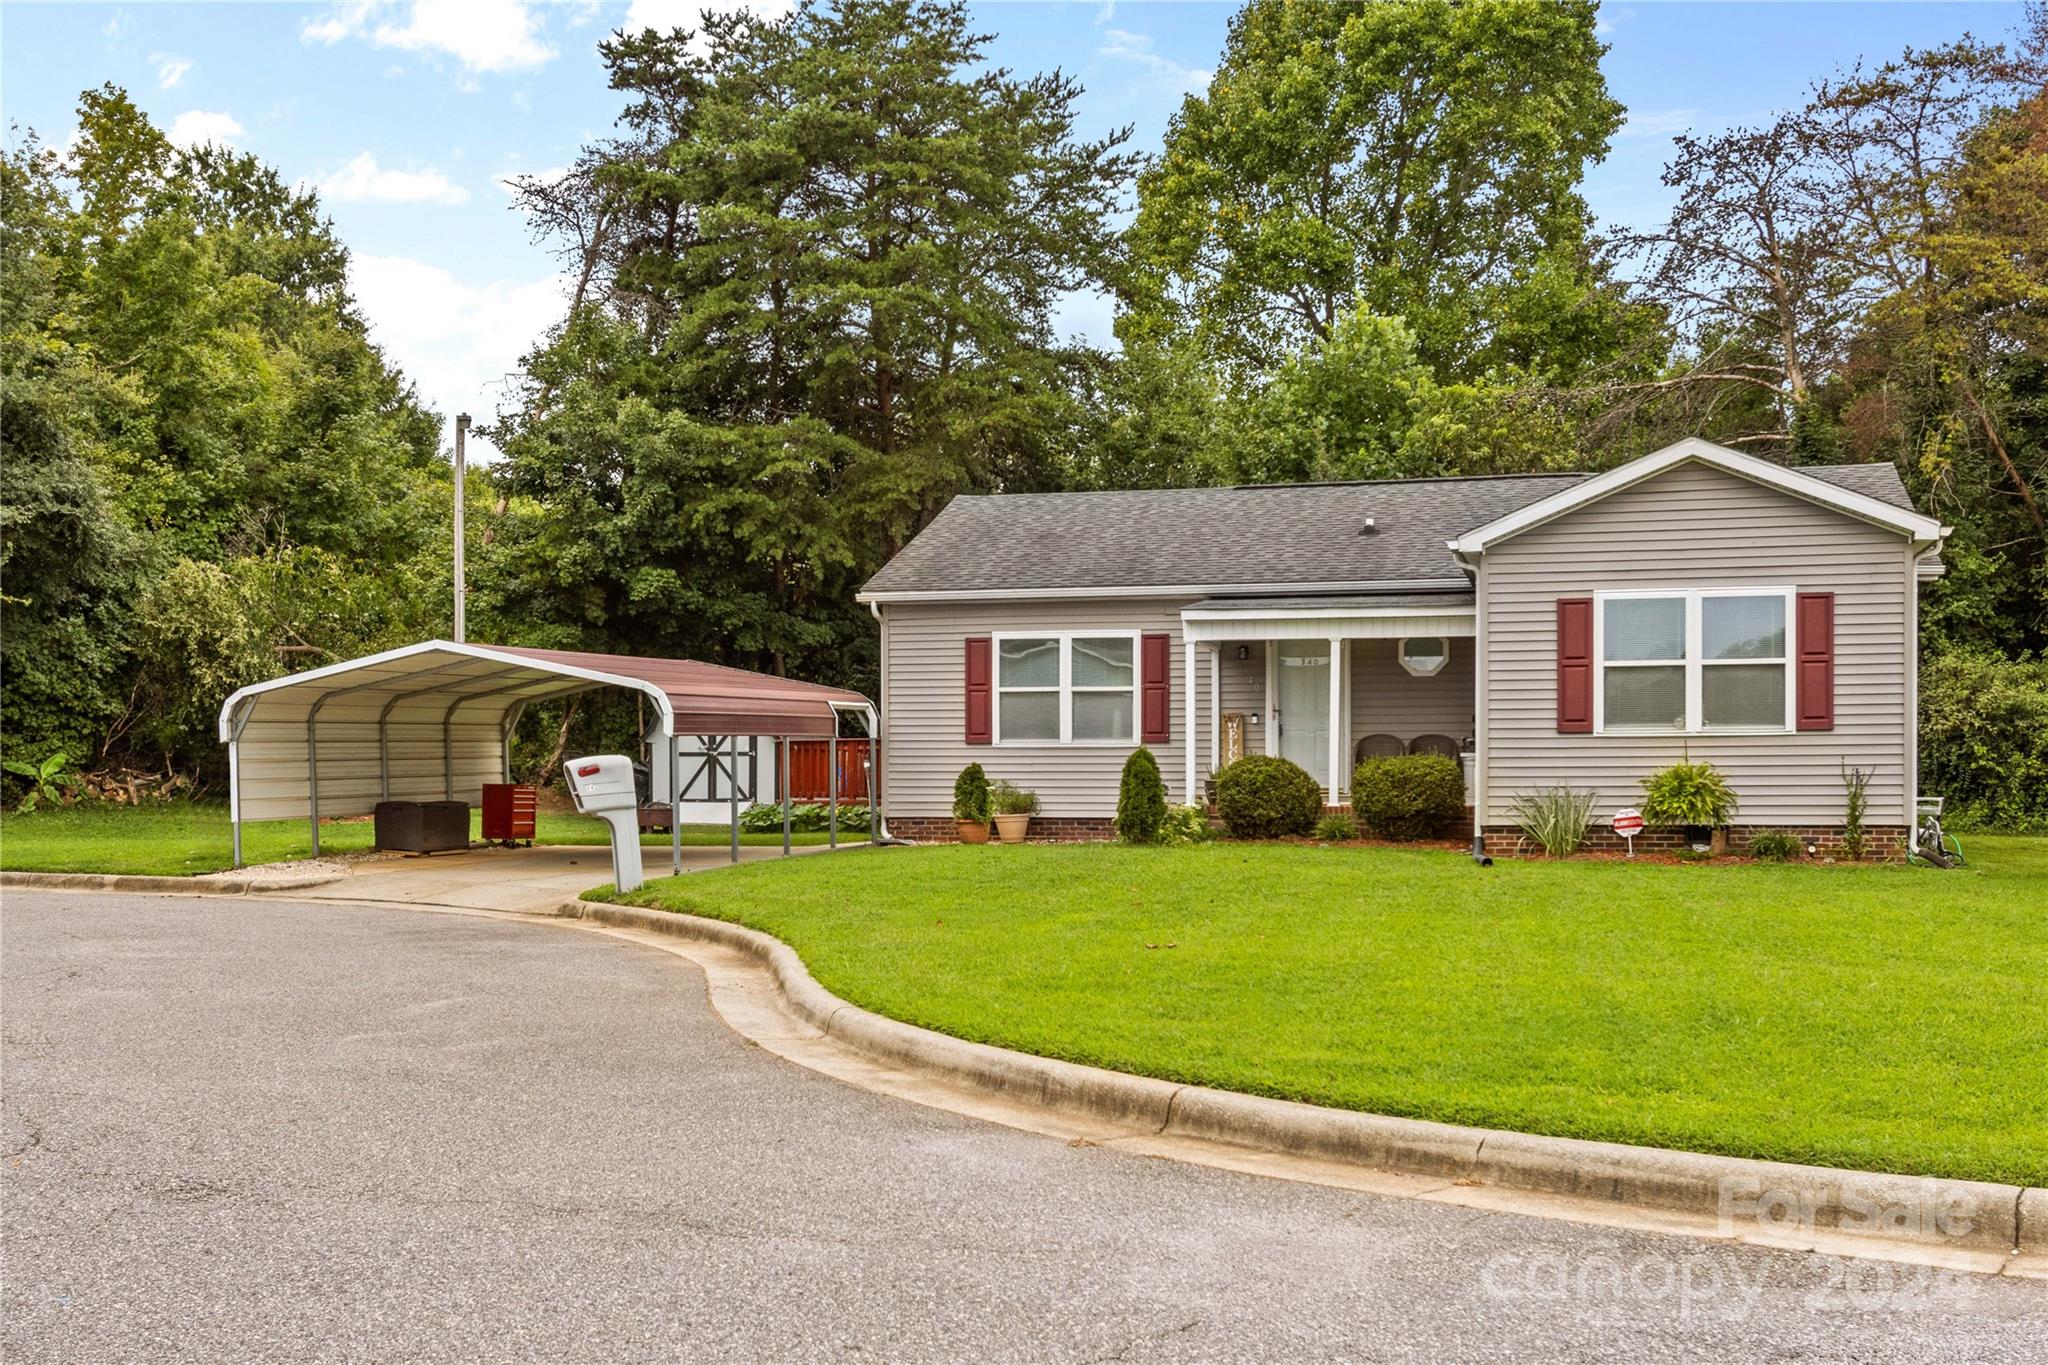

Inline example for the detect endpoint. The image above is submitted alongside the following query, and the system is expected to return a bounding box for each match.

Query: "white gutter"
[856,577,1473,605]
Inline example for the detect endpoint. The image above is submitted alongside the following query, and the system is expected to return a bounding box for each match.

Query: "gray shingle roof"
[858,462,1919,597]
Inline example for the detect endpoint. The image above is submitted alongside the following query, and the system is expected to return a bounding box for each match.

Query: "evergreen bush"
[1350,754,1466,840]
[1115,747,1168,843]
[1215,755,1323,838]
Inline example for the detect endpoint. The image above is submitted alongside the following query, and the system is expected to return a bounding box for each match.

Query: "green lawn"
[0,801,838,876]
[622,837,2048,1185]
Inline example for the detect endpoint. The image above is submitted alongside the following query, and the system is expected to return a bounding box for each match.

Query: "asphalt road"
[4,891,2041,1364]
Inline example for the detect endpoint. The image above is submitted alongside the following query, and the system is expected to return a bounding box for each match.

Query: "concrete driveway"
[299,840,853,912]
[5,891,2041,1364]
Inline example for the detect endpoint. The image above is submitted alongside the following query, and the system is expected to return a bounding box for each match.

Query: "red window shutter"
[1556,597,1594,733]
[1796,592,1835,731]
[964,637,992,744]
[1141,633,1171,743]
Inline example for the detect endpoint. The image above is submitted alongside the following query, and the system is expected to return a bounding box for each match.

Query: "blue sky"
[2,1,2032,457]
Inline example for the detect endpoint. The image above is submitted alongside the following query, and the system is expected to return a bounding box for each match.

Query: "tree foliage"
[484,0,1135,689]
[1128,0,1627,385]
[1,88,447,780]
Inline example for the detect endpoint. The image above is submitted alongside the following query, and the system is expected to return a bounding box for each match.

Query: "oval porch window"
[1398,636,1449,677]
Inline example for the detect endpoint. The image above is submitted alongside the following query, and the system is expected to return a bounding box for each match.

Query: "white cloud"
[302,1,554,76]
[1617,108,1703,142]
[320,152,471,205]
[152,53,194,89]
[348,254,571,458]
[497,165,568,196]
[166,110,244,149]
[622,0,793,38]
[1099,28,1210,95]
[102,10,135,43]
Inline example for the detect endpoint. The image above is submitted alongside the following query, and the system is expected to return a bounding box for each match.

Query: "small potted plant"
[953,763,992,843]
[990,780,1040,843]
[1640,756,1739,855]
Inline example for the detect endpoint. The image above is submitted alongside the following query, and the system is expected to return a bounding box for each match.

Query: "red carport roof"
[486,644,869,737]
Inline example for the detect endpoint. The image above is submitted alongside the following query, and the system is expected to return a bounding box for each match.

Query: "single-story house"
[854,439,1950,856]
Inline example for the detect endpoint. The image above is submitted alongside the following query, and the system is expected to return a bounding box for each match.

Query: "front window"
[995,634,1139,743]
[1597,590,1792,733]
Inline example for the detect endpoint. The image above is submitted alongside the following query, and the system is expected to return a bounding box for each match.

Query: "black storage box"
[373,800,470,853]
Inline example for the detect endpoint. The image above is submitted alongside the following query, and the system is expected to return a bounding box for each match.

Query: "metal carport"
[216,640,878,871]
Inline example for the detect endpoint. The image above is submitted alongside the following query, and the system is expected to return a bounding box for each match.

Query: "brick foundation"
[889,815,1118,843]
[1480,825,1908,860]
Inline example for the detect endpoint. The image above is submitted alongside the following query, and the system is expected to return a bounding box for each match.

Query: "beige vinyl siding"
[1478,462,1914,827]
[1350,637,1475,745]
[1217,644,1268,759]
[880,598,1199,818]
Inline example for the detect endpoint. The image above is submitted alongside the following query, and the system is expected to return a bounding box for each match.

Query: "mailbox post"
[565,754,645,893]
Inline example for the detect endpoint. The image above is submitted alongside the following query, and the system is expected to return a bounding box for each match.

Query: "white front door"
[1274,639,1330,789]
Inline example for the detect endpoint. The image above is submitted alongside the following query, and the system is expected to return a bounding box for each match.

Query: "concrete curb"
[560,896,2045,1260]
[1,868,345,896]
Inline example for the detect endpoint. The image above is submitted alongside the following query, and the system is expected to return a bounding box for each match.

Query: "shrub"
[1841,763,1871,862]
[1507,784,1595,857]
[1215,755,1323,838]
[1313,813,1359,842]
[990,780,1040,816]
[1640,759,1738,828]
[952,763,991,823]
[738,802,873,834]
[1159,804,1214,845]
[1919,649,2048,831]
[1350,753,1465,841]
[1747,831,1802,861]
[1115,747,1168,843]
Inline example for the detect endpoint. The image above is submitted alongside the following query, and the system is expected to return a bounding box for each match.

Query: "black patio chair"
[1409,734,1460,759]
[1353,733,1405,764]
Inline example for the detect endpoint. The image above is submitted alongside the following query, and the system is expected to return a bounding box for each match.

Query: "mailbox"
[564,755,644,892]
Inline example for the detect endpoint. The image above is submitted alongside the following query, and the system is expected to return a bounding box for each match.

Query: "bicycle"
[1908,796,1965,868]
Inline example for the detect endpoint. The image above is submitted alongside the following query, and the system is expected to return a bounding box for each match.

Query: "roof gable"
[1447,439,1945,557]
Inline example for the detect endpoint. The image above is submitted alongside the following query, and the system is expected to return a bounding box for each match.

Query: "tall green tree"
[1,89,447,780]
[1127,0,1627,386]
[487,0,1134,685]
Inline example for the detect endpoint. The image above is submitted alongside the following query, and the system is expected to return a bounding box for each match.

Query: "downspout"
[1461,547,1493,867]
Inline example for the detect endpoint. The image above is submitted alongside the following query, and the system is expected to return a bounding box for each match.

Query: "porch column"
[1183,635,1198,805]
[1327,635,1344,804]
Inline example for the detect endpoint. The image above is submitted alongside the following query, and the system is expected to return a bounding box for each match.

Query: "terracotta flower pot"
[956,819,990,844]
[993,813,1032,844]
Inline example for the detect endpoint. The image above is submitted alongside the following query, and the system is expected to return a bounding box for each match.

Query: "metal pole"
[230,738,243,869]
[306,703,323,857]
[669,730,681,878]
[828,732,838,850]
[728,736,740,864]
[865,711,877,845]
[780,738,791,856]
[453,413,468,643]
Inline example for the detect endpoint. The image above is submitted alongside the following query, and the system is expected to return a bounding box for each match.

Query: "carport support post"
[827,733,838,850]
[306,704,323,858]
[669,730,681,878]
[780,738,791,856]
[729,737,740,865]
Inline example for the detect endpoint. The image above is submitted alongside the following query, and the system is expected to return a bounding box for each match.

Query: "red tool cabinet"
[481,783,537,845]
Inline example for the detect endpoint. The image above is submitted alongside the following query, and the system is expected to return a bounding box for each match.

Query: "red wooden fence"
[782,739,871,802]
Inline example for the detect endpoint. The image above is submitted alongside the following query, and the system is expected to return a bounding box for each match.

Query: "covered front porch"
[1180,594,1477,803]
